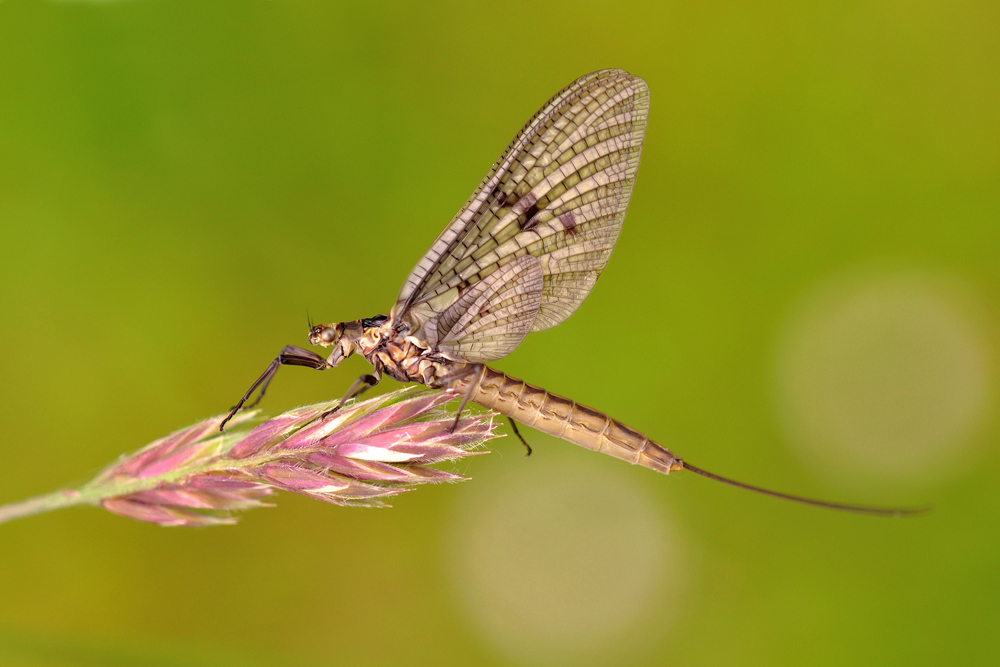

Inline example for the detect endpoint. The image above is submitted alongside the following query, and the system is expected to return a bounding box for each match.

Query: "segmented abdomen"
[463,366,682,474]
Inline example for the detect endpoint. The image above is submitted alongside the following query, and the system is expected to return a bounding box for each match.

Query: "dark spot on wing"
[517,192,537,214]
[518,192,541,231]
[558,211,577,235]
[522,202,541,231]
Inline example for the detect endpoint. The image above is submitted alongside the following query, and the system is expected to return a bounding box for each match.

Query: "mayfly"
[223,70,922,516]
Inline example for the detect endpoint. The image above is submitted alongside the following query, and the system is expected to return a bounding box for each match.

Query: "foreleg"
[220,345,329,431]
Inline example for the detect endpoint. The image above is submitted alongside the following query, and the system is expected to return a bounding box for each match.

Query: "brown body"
[320,317,684,476]
[454,366,683,474]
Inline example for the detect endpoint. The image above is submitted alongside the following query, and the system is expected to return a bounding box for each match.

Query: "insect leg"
[450,364,484,433]
[221,345,329,431]
[508,418,532,457]
[322,358,384,419]
[322,375,380,419]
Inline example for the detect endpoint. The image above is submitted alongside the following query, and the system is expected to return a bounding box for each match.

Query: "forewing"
[394,69,649,348]
[426,255,544,363]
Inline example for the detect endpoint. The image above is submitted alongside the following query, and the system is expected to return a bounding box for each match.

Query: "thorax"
[357,319,465,388]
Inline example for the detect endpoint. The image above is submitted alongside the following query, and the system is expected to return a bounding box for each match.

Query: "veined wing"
[429,255,543,363]
[393,69,649,355]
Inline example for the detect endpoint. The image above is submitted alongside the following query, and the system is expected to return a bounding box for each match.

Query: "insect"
[222,69,921,516]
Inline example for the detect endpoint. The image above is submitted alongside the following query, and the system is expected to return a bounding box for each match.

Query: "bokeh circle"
[446,454,685,665]
[776,269,992,483]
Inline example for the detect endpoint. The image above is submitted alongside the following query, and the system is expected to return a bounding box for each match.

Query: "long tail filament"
[681,461,929,517]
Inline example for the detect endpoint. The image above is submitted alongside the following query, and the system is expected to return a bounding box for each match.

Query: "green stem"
[0,489,91,525]
[0,444,317,526]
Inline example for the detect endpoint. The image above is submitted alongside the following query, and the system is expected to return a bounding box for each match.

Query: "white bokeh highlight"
[446,454,685,665]
[776,269,992,483]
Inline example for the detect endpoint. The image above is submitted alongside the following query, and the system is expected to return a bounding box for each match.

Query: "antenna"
[681,461,929,517]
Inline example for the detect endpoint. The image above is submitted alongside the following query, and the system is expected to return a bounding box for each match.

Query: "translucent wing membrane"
[432,255,544,363]
[394,69,649,360]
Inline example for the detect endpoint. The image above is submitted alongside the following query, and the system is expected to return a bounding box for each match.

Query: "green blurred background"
[1,1,998,665]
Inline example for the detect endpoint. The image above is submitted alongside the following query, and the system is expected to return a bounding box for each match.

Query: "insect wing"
[427,255,543,363]
[394,69,650,351]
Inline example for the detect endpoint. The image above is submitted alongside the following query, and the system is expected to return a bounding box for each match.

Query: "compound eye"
[320,328,337,343]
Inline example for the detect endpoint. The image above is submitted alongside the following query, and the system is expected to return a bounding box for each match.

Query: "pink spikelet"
[0,388,499,527]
